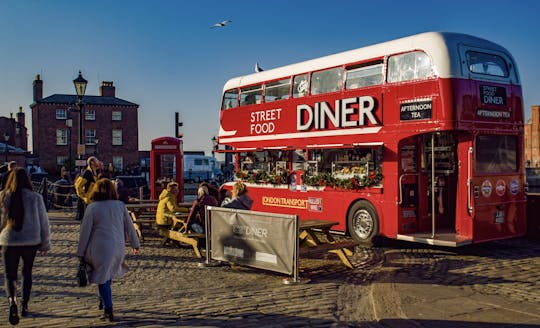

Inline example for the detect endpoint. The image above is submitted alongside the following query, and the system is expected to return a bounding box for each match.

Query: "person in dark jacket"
[223,181,253,210]
[186,185,218,232]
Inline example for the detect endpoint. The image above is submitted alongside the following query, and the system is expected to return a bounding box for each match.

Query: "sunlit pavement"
[0,210,539,327]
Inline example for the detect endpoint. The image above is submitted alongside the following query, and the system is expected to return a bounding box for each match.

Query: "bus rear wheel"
[347,200,379,246]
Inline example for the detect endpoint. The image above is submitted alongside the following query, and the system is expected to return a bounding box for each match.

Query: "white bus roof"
[223,31,517,92]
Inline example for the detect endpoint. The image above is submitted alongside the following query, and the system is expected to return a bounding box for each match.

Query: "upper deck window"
[265,78,291,102]
[240,85,263,105]
[387,51,434,83]
[466,51,508,77]
[346,62,384,89]
[293,74,309,98]
[222,89,239,109]
[311,67,343,95]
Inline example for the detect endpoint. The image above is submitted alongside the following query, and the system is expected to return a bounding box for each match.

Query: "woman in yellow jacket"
[155,181,187,227]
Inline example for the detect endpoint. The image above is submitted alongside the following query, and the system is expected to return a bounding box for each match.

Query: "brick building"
[525,105,540,167]
[30,74,139,175]
[0,107,29,166]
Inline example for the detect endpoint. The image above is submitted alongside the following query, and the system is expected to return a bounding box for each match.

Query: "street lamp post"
[211,136,217,158]
[73,71,88,161]
[66,118,73,172]
[3,132,9,163]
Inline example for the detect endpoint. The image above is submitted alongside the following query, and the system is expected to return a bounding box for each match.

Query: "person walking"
[0,161,17,191]
[0,168,51,325]
[74,156,101,221]
[76,178,140,322]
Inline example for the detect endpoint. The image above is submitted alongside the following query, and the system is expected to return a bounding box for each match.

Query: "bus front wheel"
[347,200,379,245]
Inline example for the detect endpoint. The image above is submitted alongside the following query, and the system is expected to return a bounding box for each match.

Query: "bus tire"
[347,200,379,246]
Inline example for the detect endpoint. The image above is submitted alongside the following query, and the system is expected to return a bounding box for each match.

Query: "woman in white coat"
[0,168,50,325]
[77,178,140,322]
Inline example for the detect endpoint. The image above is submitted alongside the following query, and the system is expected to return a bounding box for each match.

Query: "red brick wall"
[525,106,540,167]
[31,102,139,174]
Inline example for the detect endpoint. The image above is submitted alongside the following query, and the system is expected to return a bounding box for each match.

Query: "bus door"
[421,132,458,236]
[398,139,419,233]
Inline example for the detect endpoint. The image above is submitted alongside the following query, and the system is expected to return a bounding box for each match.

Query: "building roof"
[38,94,138,107]
[1,143,26,153]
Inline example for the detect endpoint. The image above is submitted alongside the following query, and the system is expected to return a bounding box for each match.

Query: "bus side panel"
[224,182,388,234]
[471,175,527,242]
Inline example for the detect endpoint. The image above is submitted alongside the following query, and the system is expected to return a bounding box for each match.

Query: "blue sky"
[1,0,539,155]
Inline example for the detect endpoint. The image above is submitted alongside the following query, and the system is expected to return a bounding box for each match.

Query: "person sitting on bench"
[186,185,218,233]
[156,181,187,228]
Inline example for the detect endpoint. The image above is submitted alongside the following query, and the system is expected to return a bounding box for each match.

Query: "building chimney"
[100,81,115,97]
[33,74,43,102]
[16,106,25,128]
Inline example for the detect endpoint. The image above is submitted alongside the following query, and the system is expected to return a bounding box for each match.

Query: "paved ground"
[0,210,539,327]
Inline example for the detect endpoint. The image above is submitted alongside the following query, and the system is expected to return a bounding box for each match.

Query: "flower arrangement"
[302,167,382,189]
[234,167,382,190]
[235,169,289,184]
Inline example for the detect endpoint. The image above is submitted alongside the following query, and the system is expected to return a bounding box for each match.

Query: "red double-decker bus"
[217,32,526,246]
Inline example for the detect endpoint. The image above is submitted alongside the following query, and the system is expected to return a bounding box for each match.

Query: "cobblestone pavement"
[0,210,539,327]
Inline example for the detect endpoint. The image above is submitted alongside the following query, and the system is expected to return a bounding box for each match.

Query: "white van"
[184,155,222,182]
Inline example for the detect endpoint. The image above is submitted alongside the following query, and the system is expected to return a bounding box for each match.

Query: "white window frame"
[56,128,68,145]
[112,110,122,121]
[85,109,96,121]
[112,156,123,171]
[112,129,123,146]
[56,109,67,120]
[56,156,68,166]
[85,129,97,145]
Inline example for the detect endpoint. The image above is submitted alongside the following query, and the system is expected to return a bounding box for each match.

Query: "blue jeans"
[98,280,112,309]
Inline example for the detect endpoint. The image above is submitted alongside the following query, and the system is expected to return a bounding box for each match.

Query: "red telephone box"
[150,137,184,202]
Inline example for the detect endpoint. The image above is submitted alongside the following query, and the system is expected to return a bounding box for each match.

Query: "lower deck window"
[475,135,517,172]
[236,147,383,188]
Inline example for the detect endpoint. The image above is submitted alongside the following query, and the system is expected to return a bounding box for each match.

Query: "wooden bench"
[128,210,158,242]
[300,240,359,269]
[158,214,205,258]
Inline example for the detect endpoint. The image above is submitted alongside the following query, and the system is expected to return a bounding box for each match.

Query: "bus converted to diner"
[217,32,526,246]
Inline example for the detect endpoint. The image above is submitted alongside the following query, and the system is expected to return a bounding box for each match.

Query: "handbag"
[76,259,89,287]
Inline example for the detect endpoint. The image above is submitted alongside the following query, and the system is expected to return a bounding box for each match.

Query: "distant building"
[525,105,540,167]
[0,107,29,165]
[30,74,139,175]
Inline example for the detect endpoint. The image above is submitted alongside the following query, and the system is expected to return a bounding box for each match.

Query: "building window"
[56,129,68,145]
[112,111,122,121]
[85,110,96,121]
[112,156,123,171]
[85,129,97,145]
[56,109,67,120]
[112,129,122,145]
[56,156,68,166]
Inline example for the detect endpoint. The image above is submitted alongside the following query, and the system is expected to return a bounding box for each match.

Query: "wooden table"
[298,220,338,246]
[298,219,358,269]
